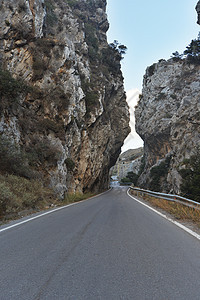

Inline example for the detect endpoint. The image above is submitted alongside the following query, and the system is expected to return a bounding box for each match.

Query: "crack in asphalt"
[34,207,103,300]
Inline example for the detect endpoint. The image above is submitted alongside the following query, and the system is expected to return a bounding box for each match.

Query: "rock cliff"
[0,0,130,197]
[135,57,200,194]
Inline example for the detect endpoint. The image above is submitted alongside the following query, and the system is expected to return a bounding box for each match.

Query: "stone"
[0,0,130,197]
[135,58,200,194]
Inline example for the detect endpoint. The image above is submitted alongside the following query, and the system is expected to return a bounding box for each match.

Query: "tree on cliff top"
[109,40,127,60]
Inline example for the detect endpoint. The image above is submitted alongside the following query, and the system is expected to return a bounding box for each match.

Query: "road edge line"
[0,188,112,233]
[127,189,200,241]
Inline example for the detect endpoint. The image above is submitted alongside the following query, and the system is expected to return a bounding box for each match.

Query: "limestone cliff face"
[135,58,200,193]
[0,0,130,196]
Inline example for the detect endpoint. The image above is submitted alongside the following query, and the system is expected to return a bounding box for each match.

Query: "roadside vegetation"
[0,174,57,222]
[130,190,200,228]
[0,136,92,223]
[179,148,200,203]
[63,192,95,204]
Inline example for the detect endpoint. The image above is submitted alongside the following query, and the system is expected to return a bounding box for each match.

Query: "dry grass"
[130,190,200,228]
[0,174,57,221]
[63,192,95,205]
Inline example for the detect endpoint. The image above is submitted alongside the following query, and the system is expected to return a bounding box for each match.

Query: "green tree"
[126,171,139,185]
[109,40,127,60]
[184,39,200,56]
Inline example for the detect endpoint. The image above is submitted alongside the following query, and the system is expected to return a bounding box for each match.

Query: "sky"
[106,0,200,152]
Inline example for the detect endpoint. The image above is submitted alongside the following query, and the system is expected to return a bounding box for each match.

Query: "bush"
[126,171,139,185]
[101,47,120,74]
[64,191,94,204]
[0,135,34,179]
[37,118,63,134]
[120,177,132,186]
[0,68,30,105]
[138,156,145,176]
[0,174,56,217]
[85,91,99,109]
[35,38,56,56]
[44,0,58,26]
[81,78,99,112]
[26,137,61,167]
[149,156,171,192]
[32,57,48,80]
[65,158,75,171]
[179,149,200,202]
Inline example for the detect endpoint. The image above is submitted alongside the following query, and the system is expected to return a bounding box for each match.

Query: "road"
[0,187,200,300]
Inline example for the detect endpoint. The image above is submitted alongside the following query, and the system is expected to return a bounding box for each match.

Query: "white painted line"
[127,189,200,241]
[0,189,111,234]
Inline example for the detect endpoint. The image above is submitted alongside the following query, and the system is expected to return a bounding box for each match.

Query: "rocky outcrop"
[135,58,200,193]
[196,0,200,24]
[0,0,130,197]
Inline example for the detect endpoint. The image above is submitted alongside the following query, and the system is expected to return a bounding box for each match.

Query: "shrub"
[36,117,65,140]
[38,118,63,133]
[0,68,30,105]
[126,171,139,185]
[81,78,99,112]
[35,38,56,56]
[65,158,75,171]
[0,135,34,179]
[32,57,48,80]
[109,40,127,60]
[64,191,94,204]
[179,148,200,202]
[138,156,145,176]
[5,20,10,26]
[26,138,61,167]
[101,46,120,74]
[149,156,171,192]
[31,38,57,80]
[44,0,58,26]
[120,177,132,186]
[156,92,165,101]
[0,174,56,217]
[85,91,99,109]
[84,22,99,62]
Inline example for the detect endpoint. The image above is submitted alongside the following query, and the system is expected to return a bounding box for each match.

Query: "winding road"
[0,187,200,299]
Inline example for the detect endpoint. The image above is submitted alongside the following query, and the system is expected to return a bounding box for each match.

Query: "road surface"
[0,187,200,299]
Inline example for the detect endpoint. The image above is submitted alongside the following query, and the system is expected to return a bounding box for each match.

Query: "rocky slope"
[0,0,130,197]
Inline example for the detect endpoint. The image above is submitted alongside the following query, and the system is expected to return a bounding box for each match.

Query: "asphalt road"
[1,187,200,300]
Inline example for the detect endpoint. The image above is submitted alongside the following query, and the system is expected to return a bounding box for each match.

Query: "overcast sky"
[106,0,200,152]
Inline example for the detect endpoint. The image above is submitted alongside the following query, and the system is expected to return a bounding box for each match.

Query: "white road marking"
[127,189,200,241]
[0,189,111,233]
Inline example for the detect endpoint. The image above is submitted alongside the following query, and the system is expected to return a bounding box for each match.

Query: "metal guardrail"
[129,187,200,210]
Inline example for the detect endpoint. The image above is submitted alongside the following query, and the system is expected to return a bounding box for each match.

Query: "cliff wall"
[0,0,130,197]
[135,58,200,194]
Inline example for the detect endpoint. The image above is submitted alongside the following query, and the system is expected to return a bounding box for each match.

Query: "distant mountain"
[111,147,144,179]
